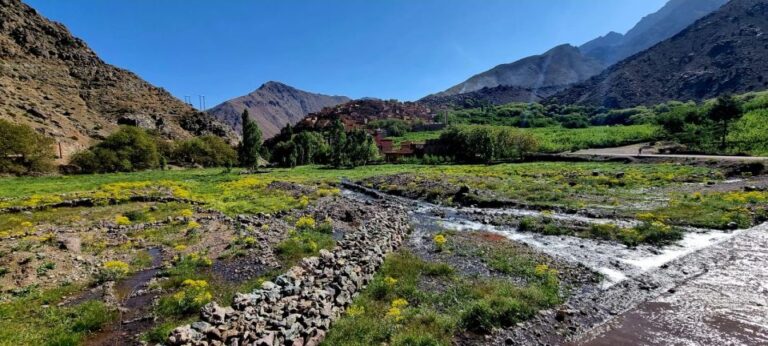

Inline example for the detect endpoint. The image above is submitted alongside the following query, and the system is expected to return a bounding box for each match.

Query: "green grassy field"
[2,161,761,231]
[386,124,660,153]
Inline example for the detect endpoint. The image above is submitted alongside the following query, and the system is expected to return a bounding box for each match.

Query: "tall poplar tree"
[238,109,262,167]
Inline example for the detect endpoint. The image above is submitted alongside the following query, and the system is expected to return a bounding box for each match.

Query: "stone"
[57,236,81,253]
[192,321,212,333]
[261,281,276,290]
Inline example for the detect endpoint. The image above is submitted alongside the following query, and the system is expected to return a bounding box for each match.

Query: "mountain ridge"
[580,0,730,66]
[550,0,768,108]
[431,44,605,98]
[207,81,350,139]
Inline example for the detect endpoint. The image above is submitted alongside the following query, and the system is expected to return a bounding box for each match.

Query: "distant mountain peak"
[208,82,350,138]
[581,0,729,65]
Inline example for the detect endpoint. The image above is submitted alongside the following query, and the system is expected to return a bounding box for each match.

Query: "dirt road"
[568,143,768,162]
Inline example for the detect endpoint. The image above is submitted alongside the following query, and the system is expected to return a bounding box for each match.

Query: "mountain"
[580,0,730,66]
[207,82,350,139]
[550,0,768,108]
[0,0,234,160]
[423,0,728,108]
[432,44,605,98]
[418,85,563,111]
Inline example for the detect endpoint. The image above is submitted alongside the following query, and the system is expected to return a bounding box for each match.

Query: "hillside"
[418,85,563,110]
[551,0,768,108]
[0,0,234,159]
[432,45,604,98]
[423,0,727,108]
[580,0,729,66]
[294,99,434,132]
[207,81,350,139]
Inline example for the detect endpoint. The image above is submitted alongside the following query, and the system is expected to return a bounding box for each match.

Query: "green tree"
[0,119,55,175]
[174,135,236,167]
[328,118,348,168]
[70,126,159,173]
[707,95,742,150]
[238,109,262,167]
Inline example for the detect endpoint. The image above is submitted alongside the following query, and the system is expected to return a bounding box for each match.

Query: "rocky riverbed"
[341,184,768,346]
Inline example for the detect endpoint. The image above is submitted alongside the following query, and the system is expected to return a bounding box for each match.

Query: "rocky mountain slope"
[207,81,350,139]
[0,0,233,160]
[294,99,434,132]
[432,44,604,98]
[550,0,768,108]
[423,0,728,108]
[418,85,563,110]
[580,0,729,66]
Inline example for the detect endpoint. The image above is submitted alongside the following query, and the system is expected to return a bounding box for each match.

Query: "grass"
[654,190,768,229]
[322,250,560,346]
[0,284,116,345]
[275,229,336,267]
[386,124,660,153]
[517,216,684,247]
[365,162,719,213]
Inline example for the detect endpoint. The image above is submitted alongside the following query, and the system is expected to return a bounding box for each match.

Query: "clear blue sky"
[25,0,667,107]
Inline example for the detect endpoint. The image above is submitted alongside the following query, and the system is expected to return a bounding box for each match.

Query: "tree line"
[268,117,380,168]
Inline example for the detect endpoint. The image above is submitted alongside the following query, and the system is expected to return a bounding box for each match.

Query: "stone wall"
[168,202,409,346]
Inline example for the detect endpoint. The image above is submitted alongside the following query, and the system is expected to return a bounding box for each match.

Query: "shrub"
[0,119,55,175]
[124,210,149,223]
[96,261,130,282]
[36,262,55,276]
[157,279,213,316]
[433,234,447,251]
[173,135,237,167]
[115,215,132,226]
[295,216,316,230]
[70,126,159,173]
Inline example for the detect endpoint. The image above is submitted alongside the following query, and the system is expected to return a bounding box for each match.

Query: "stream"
[342,186,768,345]
[84,247,164,346]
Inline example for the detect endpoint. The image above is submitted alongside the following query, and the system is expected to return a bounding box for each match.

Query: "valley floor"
[0,161,766,345]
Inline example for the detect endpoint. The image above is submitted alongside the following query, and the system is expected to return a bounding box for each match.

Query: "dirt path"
[568,143,768,162]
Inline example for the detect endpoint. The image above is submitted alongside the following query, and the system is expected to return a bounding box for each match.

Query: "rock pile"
[168,203,409,346]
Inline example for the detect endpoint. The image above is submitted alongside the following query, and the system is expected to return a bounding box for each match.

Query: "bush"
[70,126,159,173]
[560,114,590,129]
[96,261,130,283]
[173,135,236,167]
[157,279,212,316]
[0,119,55,175]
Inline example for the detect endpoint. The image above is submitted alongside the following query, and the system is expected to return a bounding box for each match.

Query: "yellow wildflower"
[115,215,131,226]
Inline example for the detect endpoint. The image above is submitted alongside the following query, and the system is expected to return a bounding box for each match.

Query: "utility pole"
[198,95,206,111]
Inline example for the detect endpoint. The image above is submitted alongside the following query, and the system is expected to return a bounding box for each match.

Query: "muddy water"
[85,248,164,346]
[342,187,768,345]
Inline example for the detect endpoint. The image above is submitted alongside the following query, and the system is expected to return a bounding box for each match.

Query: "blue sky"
[25,0,667,107]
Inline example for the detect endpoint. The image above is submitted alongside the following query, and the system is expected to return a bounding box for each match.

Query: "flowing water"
[343,186,768,345]
[85,247,164,346]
